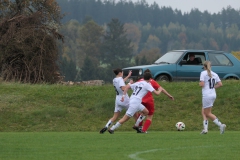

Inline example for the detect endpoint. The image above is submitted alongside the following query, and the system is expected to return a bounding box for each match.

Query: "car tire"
[156,75,170,82]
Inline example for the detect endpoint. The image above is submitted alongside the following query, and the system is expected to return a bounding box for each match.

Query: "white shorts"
[126,100,145,117]
[202,97,216,108]
[114,97,129,112]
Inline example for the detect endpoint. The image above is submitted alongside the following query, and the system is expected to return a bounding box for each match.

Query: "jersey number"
[132,86,142,95]
[208,78,215,89]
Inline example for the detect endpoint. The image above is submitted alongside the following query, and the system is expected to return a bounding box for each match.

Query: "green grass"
[0,81,239,159]
[0,80,240,132]
[0,131,239,160]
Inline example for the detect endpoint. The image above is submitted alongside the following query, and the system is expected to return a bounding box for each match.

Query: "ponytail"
[203,61,212,78]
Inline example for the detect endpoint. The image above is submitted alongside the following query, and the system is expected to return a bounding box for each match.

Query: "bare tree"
[0,0,64,83]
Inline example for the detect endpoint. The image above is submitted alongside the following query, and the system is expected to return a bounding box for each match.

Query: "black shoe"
[137,131,147,134]
[99,127,107,134]
[108,129,114,134]
[132,126,141,133]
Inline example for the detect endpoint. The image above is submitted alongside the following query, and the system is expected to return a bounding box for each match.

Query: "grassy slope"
[0,80,239,132]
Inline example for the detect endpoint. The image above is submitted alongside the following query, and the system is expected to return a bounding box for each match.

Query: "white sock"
[135,115,146,127]
[105,120,112,128]
[110,122,121,131]
[203,120,208,131]
[213,118,222,127]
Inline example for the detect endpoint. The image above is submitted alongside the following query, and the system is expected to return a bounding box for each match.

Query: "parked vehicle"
[123,50,240,82]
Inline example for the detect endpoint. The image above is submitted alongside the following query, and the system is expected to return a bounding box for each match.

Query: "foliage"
[78,20,104,62]
[59,57,78,81]
[80,56,100,81]
[232,51,240,60]
[124,23,142,54]
[101,18,133,69]
[135,48,161,65]
[57,0,240,31]
[0,0,64,83]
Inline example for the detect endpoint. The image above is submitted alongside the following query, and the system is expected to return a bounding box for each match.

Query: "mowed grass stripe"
[0,131,239,160]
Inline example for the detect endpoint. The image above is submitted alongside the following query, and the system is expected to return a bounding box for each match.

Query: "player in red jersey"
[133,69,174,133]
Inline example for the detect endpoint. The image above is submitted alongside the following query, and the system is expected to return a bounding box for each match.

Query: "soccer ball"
[175,122,185,131]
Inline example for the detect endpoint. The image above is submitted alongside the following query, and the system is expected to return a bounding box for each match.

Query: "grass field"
[0,81,240,159]
[0,131,239,160]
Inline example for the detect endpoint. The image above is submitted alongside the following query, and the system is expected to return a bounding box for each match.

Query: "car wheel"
[156,75,170,82]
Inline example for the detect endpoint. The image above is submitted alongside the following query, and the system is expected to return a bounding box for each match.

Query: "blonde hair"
[203,61,212,78]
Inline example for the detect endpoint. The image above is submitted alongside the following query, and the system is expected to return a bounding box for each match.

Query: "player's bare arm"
[153,87,163,95]
[160,87,174,100]
[199,81,204,87]
[123,70,132,82]
[214,81,223,89]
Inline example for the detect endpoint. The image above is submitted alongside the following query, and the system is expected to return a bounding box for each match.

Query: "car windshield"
[154,51,184,64]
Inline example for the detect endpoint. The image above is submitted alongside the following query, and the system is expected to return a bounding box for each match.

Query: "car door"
[176,52,206,81]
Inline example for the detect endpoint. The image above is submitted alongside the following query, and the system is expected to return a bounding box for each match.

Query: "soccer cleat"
[99,127,107,134]
[108,129,114,134]
[220,124,226,134]
[132,126,142,133]
[200,130,208,134]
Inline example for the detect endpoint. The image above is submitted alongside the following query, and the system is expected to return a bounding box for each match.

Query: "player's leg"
[142,103,154,133]
[200,107,208,134]
[108,103,138,133]
[142,115,153,133]
[100,103,122,134]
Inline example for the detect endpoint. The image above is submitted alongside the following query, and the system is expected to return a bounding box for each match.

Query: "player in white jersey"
[99,68,133,134]
[199,61,226,134]
[108,72,163,134]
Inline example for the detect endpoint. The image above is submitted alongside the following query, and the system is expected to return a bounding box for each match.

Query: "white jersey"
[200,70,221,98]
[125,81,155,117]
[113,77,130,112]
[113,77,128,97]
[129,81,155,101]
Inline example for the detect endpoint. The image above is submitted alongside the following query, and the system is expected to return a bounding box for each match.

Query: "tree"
[80,56,99,81]
[0,0,63,83]
[101,18,133,68]
[79,20,104,62]
[59,57,78,82]
[124,23,141,54]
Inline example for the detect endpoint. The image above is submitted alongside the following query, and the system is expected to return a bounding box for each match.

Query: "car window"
[208,53,233,66]
[182,53,206,65]
[195,55,205,64]
[154,51,184,64]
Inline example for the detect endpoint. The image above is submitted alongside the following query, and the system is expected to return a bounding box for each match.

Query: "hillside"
[0,81,239,132]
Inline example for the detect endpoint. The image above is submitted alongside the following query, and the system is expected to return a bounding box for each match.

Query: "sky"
[125,0,240,14]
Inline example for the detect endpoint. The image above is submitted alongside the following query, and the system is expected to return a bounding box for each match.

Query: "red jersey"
[138,78,160,103]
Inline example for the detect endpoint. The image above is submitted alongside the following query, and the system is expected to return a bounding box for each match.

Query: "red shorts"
[142,101,154,115]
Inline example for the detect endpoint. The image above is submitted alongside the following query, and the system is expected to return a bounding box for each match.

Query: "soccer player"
[108,72,163,134]
[199,61,226,134]
[99,68,133,134]
[133,69,174,133]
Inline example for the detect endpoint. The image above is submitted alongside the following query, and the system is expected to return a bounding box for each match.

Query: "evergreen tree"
[101,18,133,69]
[59,57,78,81]
[80,56,98,81]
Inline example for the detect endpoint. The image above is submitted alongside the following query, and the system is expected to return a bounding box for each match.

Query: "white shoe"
[220,124,226,134]
[200,130,208,134]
